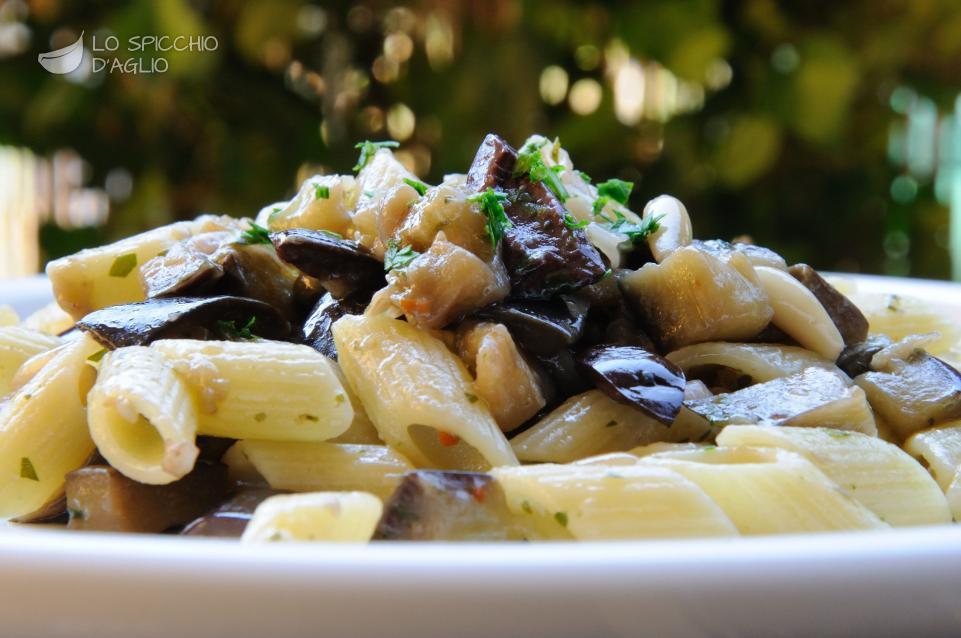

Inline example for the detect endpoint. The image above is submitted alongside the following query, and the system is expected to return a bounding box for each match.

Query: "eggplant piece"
[855,348,961,439]
[527,348,589,400]
[373,470,523,541]
[181,489,283,538]
[621,245,773,351]
[465,134,607,299]
[686,367,877,435]
[666,342,840,386]
[302,292,369,360]
[77,296,290,348]
[66,462,233,533]
[271,228,385,293]
[577,345,686,424]
[837,334,893,378]
[141,234,228,298]
[473,296,588,356]
[788,264,869,346]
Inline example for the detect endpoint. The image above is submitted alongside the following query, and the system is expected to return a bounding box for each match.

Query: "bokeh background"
[1,0,960,280]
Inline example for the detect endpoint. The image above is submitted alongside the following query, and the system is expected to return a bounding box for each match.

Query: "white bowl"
[1,274,960,638]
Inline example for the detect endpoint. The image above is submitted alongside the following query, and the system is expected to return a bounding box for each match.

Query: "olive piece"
[577,345,686,424]
[77,296,291,349]
[271,229,385,292]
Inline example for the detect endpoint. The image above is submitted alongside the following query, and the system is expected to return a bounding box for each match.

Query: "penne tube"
[905,420,961,520]
[0,305,18,327]
[0,327,62,397]
[0,335,100,517]
[151,339,353,442]
[225,440,413,500]
[87,347,199,485]
[241,491,383,543]
[333,314,518,470]
[20,301,75,336]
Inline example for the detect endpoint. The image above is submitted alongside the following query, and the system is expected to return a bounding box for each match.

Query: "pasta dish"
[1,133,960,542]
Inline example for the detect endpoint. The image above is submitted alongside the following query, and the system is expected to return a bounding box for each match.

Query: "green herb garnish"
[20,457,38,481]
[465,392,479,403]
[319,229,343,239]
[238,221,273,246]
[563,214,590,229]
[403,178,429,197]
[513,139,569,202]
[254,412,267,422]
[468,187,513,248]
[604,419,618,428]
[108,253,138,278]
[596,178,633,205]
[554,511,569,527]
[576,170,592,184]
[521,500,533,514]
[610,212,662,244]
[314,184,330,199]
[353,140,400,171]
[384,240,420,271]
[217,316,258,340]
[87,349,108,363]
[828,430,852,439]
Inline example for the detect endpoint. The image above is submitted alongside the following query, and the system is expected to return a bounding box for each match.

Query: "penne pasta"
[225,440,413,500]
[151,339,353,442]
[0,327,62,397]
[492,463,738,540]
[0,305,18,327]
[904,420,961,520]
[87,346,200,485]
[333,314,518,470]
[241,491,383,543]
[717,425,950,526]
[0,335,100,517]
[20,301,75,336]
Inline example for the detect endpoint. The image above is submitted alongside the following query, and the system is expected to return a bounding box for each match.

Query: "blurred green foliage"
[2,0,961,277]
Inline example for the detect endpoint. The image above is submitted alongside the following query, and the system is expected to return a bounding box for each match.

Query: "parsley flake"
[384,240,420,271]
[353,140,400,171]
[554,511,569,527]
[238,221,273,246]
[465,392,479,403]
[521,500,533,514]
[108,253,138,278]
[20,457,38,481]
[610,212,662,245]
[563,214,590,229]
[319,229,343,239]
[596,178,634,205]
[87,349,108,363]
[217,316,258,340]
[468,187,513,248]
[514,139,569,202]
[403,178,429,196]
[576,170,592,184]
[314,184,330,199]
[605,419,618,428]
[828,430,852,439]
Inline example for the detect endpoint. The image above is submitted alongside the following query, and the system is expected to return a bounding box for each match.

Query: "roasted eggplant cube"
[374,470,523,541]
[181,489,283,538]
[788,264,869,346]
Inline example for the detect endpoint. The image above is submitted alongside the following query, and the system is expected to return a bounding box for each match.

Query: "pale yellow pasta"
[241,491,383,543]
[333,314,518,470]
[225,440,413,500]
[510,390,710,463]
[846,291,961,357]
[0,327,61,397]
[717,426,950,526]
[642,446,886,534]
[0,335,100,517]
[754,266,844,360]
[327,361,383,445]
[905,420,961,520]
[20,301,75,336]
[46,215,239,319]
[665,342,838,384]
[492,464,738,540]
[0,306,18,326]
[149,339,352,442]
[87,346,199,485]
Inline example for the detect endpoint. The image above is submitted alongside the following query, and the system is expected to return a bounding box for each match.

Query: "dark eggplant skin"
[373,471,523,541]
[271,229,385,293]
[473,296,588,356]
[837,334,894,378]
[465,134,607,299]
[302,292,370,360]
[577,345,686,424]
[788,264,869,346]
[77,296,291,349]
[181,489,283,538]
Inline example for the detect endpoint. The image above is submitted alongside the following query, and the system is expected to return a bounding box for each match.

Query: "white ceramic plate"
[2,274,961,638]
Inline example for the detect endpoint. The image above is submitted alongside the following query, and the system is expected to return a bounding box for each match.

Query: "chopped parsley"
[384,240,420,271]
[108,253,138,278]
[513,139,569,202]
[299,414,320,422]
[596,178,633,205]
[464,392,479,403]
[610,211,662,244]
[268,206,284,222]
[576,170,592,184]
[87,349,108,363]
[828,430,852,439]
[319,229,343,239]
[238,221,273,246]
[314,184,330,199]
[335,393,347,406]
[20,457,38,481]
[600,268,613,280]
[521,500,533,514]
[468,187,513,248]
[563,214,590,229]
[554,511,569,527]
[604,419,618,428]
[217,316,258,340]
[353,140,400,171]
[254,412,267,422]
[403,178,429,196]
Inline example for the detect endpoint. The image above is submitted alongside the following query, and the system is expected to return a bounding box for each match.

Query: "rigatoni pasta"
[0,327,61,397]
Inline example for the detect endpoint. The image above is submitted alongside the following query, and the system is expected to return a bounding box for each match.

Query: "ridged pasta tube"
[0,327,62,397]
[241,491,383,543]
[905,420,961,519]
